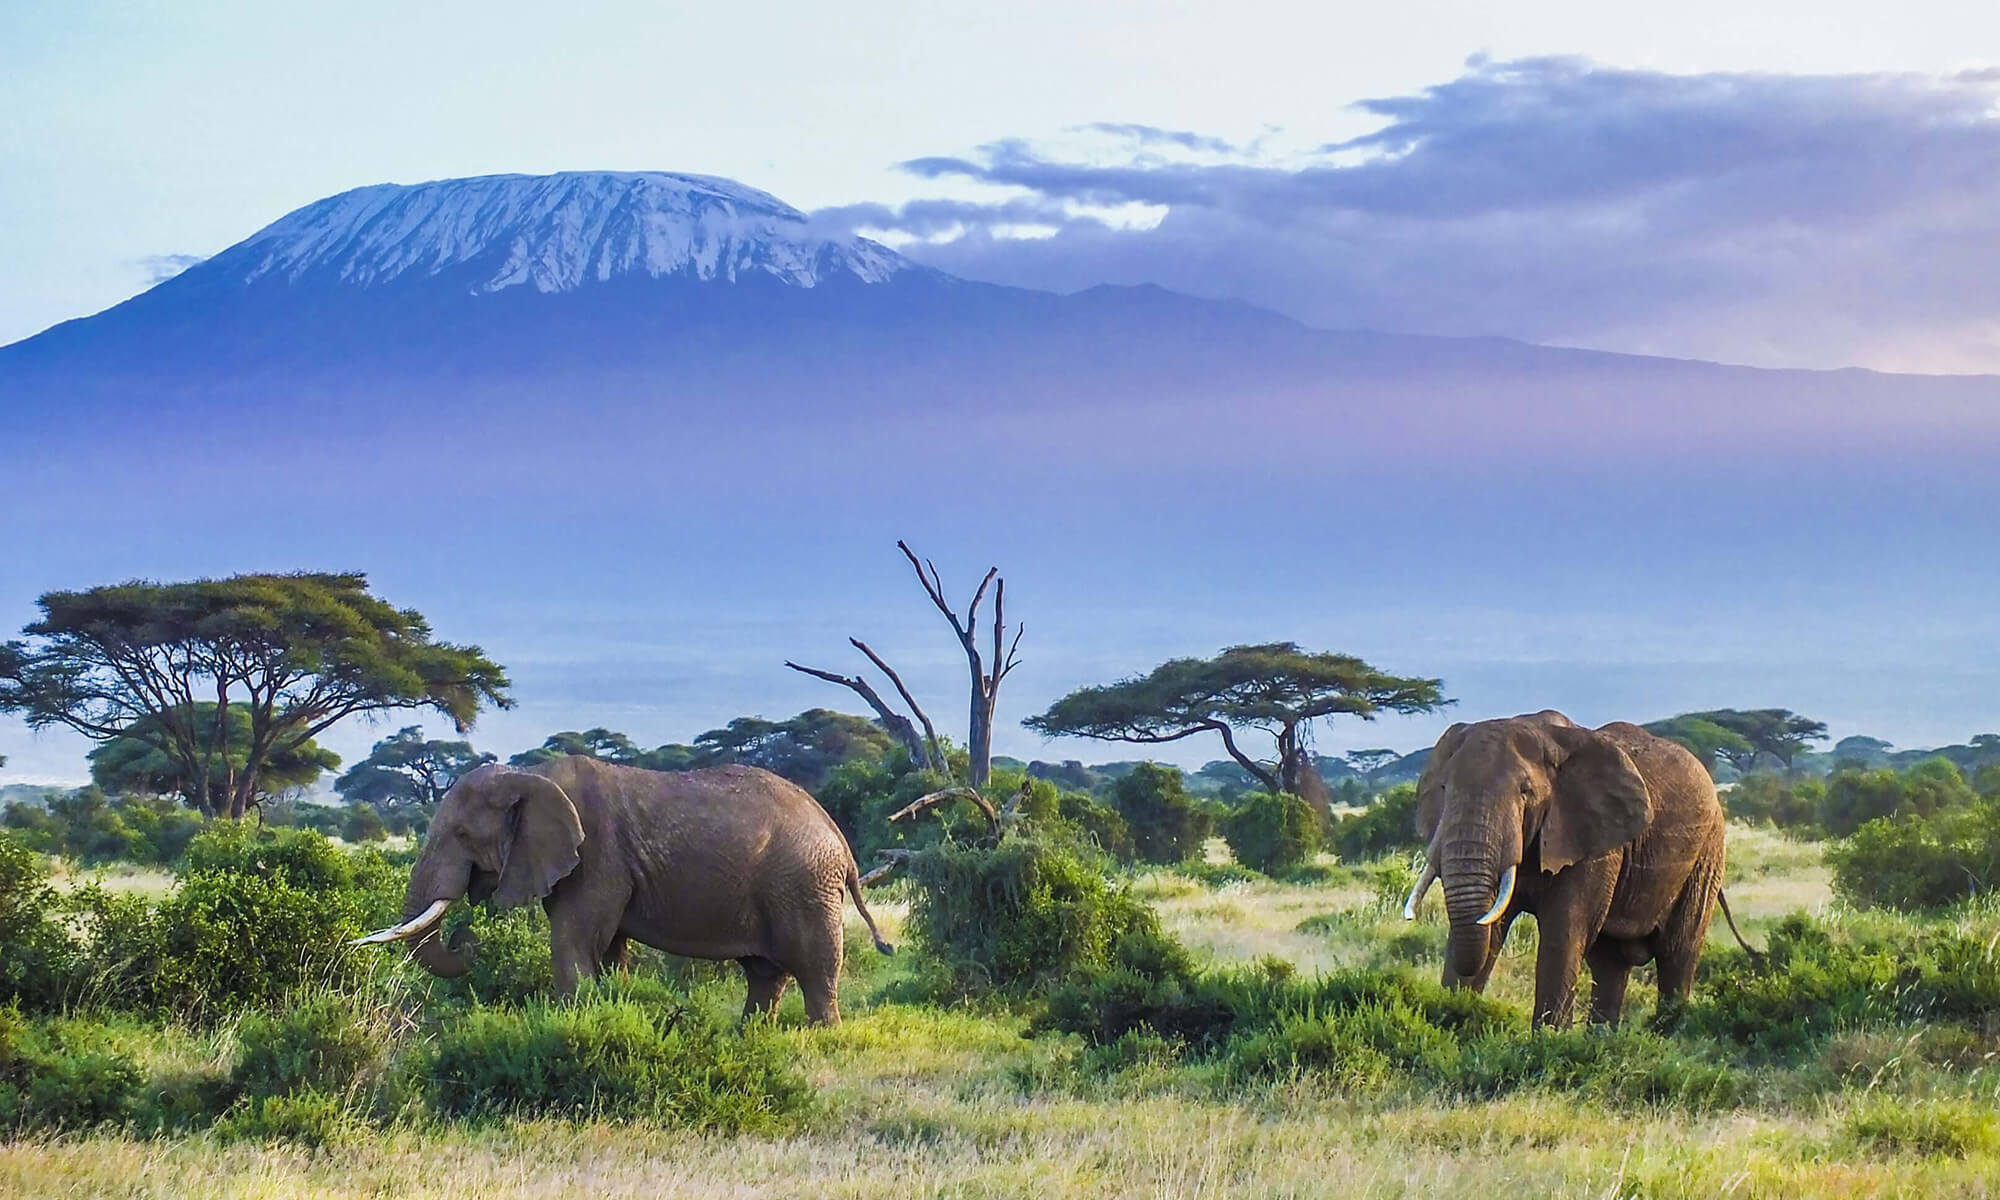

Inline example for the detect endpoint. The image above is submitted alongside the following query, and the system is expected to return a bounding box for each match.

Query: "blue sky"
[6,3,2000,783]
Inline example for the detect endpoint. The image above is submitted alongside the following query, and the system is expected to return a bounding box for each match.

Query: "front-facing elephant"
[1403,711,1730,1028]
[352,756,892,1025]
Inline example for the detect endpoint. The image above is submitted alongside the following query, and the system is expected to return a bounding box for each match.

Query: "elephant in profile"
[353,755,892,1024]
[1403,711,1740,1027]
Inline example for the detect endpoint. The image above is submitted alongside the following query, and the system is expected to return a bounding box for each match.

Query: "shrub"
[1053,789,1135,863]
[1109,764,1212,866]
[0,833,78,1011]
[1220,791,1320,875]
[437,906,556,1005]
[423,988,809,1132]
[1330,784,1422,862]
[1686,915,2000,1057]
[1826,806,2000,912]
[339,804,388,843]
[0,1009,141,1132]
[151,868,365,1017]
[903,835,1181,995]
[233,991,386,1102]
[1724,771,1821,830]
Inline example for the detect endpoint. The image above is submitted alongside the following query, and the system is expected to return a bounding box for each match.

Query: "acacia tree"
[90,703,340,811]
[1644,709,1826,774]
[1025,642,1446,819]
[0,573,511,819]
[335,726,495,810]
[787,540,1022,787]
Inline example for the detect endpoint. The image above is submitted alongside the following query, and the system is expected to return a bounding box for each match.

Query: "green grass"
[8,823,2000,1199]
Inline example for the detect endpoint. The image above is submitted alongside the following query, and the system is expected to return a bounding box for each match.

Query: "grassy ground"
[8,824,1993,1200]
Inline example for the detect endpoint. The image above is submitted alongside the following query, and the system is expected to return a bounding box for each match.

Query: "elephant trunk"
[400,855,478,979]
[1440,813,1518,982]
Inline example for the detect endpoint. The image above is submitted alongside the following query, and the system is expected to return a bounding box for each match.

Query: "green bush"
[1724,771,1822,830]
[1826,806,2000,912]
[151,868,366,1017]
[1053,789,1135,863]
[1108,764,1212,866]
[0,833,79,1011]
[904,835,1183,995]
[423,987,810,1131]
[1221,792,1321,875]
[437,906,557,1005]
[1330,784,1422,862]
[1686,914,2000,1057]
[233,991,386,1102]
[0,1009,141,1132]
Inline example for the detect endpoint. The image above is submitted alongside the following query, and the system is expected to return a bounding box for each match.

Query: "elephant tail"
[846,863,895,955]
[1716,889,1764,965]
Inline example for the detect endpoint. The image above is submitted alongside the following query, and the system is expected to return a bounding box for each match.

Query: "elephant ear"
[1544,726,1653,873]
[490,770,585,910]
[1415,722,1472,842]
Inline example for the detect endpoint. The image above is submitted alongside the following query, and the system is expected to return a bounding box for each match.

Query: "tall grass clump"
[423,983,810,1132]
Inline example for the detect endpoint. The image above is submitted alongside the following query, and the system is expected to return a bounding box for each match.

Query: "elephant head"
[1404,712,1653,980]
[351,762,584,977]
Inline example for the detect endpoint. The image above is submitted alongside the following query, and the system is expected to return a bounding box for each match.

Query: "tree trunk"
[968,694,995,787]
[1281,746,1335,822]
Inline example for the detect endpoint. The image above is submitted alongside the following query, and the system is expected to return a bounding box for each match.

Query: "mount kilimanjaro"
[6,168,1995,468]
[2,170,1998,782]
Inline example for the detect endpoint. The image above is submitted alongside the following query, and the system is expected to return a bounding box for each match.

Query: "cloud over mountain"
[839,58,2000,372]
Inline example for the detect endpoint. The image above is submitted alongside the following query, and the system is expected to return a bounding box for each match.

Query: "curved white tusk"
[1476,865,1517,926]
[348,898,452,946]
[1402,859,1439,921]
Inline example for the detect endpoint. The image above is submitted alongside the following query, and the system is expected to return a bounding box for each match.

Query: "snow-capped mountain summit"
[206,171,917,294]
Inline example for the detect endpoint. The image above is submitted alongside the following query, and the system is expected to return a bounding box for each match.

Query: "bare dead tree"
[784,648,944,773]
[896,540,1022,787]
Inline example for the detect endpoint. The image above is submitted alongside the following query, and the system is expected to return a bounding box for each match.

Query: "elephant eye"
[1519,782,1534,796]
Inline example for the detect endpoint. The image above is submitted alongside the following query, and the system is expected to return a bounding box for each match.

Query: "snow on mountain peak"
[220,171,915,293]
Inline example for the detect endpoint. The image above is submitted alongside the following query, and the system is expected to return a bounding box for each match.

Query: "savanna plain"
[4,805,1999,1200]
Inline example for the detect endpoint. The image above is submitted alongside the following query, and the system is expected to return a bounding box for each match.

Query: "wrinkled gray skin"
[395,756,891,1025]
[1416,711,1725,1028]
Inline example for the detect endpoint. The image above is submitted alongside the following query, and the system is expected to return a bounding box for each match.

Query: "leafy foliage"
[1826,802,2000,911]
[1644,708,1827,774]
[903,834,1187,996]
[1685,915,2000,1056]
[1220,791,1321,874]
[89,703,339,813]
[1026,643,1445,795]
[334,725,493,811]
[2,787,205,867]
[1329,783,1422,861]
[1107,763,1213,865]
[0,572,510,818]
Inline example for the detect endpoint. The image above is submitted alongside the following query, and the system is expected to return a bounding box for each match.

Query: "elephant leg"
[739,956,790,1021]
[1650,857,1723,1031]
[548,897,627,996]
[1533,859,1618,1028]
[1439,912,1518,992]
[1584,939,1634,1026]
[605,934,630,973]
[776,893,847,1027]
